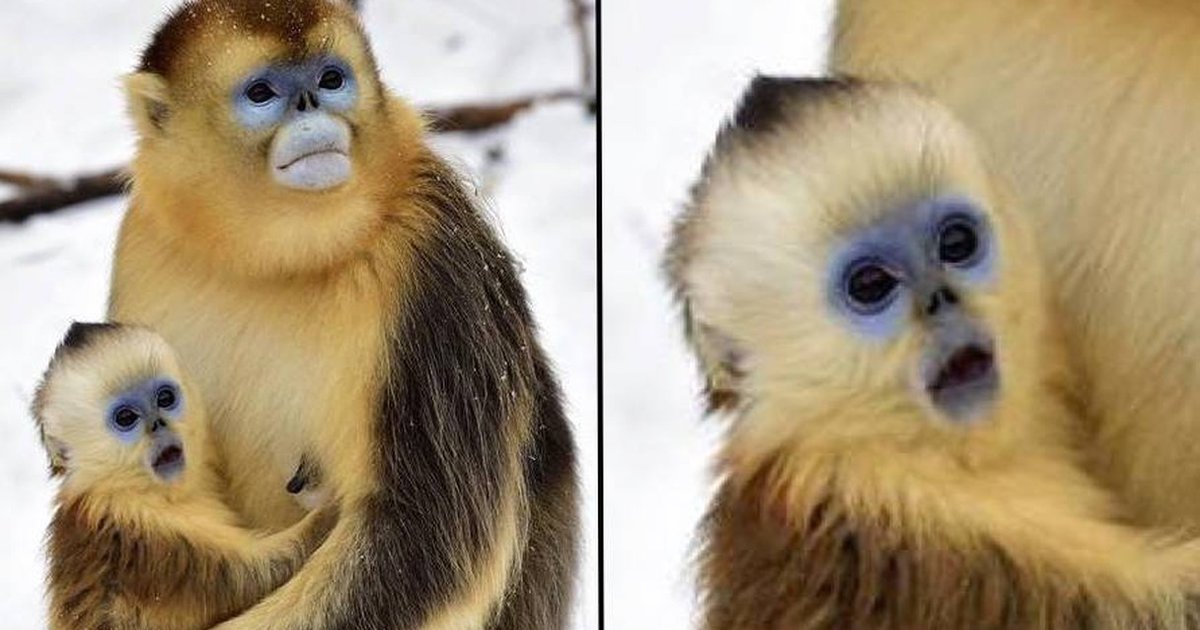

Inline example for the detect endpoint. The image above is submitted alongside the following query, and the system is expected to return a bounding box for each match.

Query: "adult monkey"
[831,1,1200,531]
[108,0,578,628]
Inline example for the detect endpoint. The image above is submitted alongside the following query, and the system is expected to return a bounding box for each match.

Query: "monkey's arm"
[701,479,1200,630]
[47,498,337,630]
[110,503,339,628]
[194,503,341,612]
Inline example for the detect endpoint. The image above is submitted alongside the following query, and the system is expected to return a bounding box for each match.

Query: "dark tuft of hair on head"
[138,0,344,78]
[59,322,122,354]
[729,74,862,135]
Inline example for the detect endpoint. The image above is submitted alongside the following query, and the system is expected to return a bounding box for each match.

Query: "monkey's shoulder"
[45,498,195,628]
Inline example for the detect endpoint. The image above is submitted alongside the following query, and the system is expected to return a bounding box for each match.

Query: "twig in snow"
[0,169,128,223]
[425,89,586,132]
[565,0,595,102]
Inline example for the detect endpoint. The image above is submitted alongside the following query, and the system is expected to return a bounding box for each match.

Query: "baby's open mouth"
[150,439,185,481]
[924,341,999,421]
[929,344,994,393]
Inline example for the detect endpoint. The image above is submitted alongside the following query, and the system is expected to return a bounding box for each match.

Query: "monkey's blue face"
[232,56,359,191]
[106,377,186,482]
[827,196,999,422]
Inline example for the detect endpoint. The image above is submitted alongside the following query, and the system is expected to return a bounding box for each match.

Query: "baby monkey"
[669,76,1200,629]
[32,322,337,630]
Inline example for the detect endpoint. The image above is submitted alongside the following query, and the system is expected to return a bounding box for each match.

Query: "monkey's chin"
[273,152,352,191]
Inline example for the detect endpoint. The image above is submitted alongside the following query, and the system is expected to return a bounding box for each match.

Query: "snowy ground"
[0,1,595,628]
[601,1,834,627]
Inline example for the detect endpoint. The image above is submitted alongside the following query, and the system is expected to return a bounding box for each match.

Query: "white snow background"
[602,1,834,628]
[0,1,596,628]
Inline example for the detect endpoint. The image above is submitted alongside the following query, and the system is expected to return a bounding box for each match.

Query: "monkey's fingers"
[297,502,342,552]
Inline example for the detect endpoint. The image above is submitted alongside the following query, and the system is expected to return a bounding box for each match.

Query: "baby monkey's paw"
[286,453,331,511]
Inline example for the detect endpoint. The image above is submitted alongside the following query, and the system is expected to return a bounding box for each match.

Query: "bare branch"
[0,170,60,190]
[0,169,127,223]
[565,0,594,99]
[426,90,585,132]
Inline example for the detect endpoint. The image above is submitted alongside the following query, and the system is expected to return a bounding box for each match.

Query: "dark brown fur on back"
[492,356,580,630]
[700,476,1189,630]
[322,155,578,628]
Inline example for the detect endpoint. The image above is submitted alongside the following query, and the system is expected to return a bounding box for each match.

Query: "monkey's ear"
[40,434,69,477]
[30,380,63,476]
[683,304,747,414]
[124,72,172,136]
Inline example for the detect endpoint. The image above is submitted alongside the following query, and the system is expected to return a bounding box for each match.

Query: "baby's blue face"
[827,196,996,339]
[231,55,360,191]
[826,196,1000,422]
[106,377,186,482]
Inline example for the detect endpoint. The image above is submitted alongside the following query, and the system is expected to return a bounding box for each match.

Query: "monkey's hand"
[288,500,341,556]
[211,500,342,617]
[286,453,331,511]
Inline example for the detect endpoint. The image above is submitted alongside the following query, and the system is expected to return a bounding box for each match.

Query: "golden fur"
[33,324,337,630]
[831,0,1200,531]
[669,78,1200,629]
[108,1,578,627]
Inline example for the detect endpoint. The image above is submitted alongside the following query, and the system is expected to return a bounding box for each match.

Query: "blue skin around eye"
[105,377,185,442]
[149,377,185,420]
[927,197,997,287]
[827,243,912,340]
[826,196,997,340]
[232,56,358,130]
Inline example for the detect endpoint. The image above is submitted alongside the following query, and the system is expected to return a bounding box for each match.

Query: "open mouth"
[924,341,999,421]
[930,344,994,392]
[150,440,185,482]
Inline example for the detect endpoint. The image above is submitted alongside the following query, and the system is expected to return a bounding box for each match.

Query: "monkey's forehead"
[695,150,992,249]
[712,76,980,173]
[696,87,994,236]
[139,0,362,81]
[48,326,181,395]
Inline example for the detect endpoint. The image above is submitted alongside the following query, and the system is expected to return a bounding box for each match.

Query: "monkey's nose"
[925,286,959,316]
[150,417,167,433]
[296,92,320,112]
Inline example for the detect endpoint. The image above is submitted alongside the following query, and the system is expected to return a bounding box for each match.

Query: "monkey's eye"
[318,68,345,90]
[844,260,900,313]
[245,81,278,104]
[155,385,178,410]
[111,406,141,432]
[937,215,982,266]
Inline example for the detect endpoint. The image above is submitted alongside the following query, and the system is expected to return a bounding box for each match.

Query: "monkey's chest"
[112,271,383,531]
